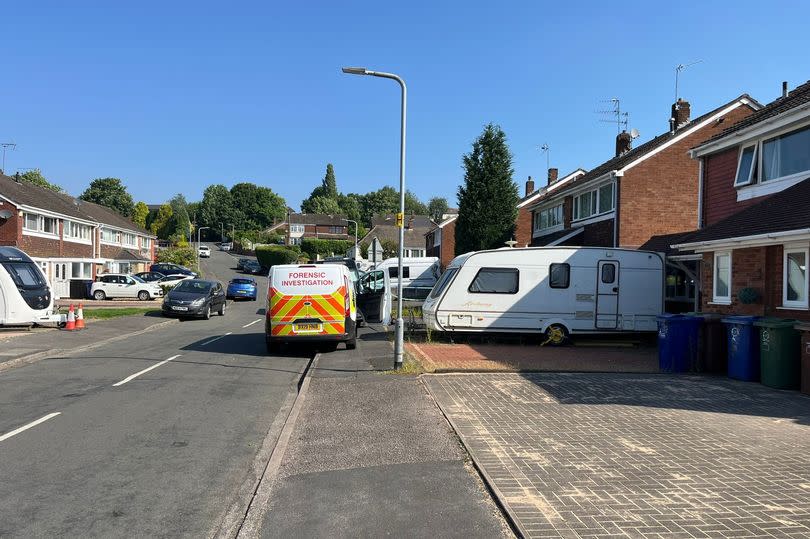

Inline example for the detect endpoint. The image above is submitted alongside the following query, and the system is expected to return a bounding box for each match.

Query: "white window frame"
[22,212,59,238]
[122,232,137,248]
[64,221,92,244]
[534,204,563,233]
[735,121,810,200]
[783,245,809,309]
[141,237,152,250]
[712,251,732,305]
[101,227,121,245]
[572,182,615,222]
[734,143,758,187]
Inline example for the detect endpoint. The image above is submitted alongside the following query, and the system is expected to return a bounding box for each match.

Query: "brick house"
[362,215,435,264]
[515,168,587,247]
[268,213,350,246]
[425,215,457,270]
[0,173,156,298]
[671,81,810,321]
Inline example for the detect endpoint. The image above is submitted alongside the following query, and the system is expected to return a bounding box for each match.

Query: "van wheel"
[346,336,357,350]
[94,290,106,301]
[138,291,150,301]
[543,324,569,346]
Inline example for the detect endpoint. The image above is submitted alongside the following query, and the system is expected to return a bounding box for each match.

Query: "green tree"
[18,169,63,192]
[230,182,286,230]
[150,203,173,238]
[301,163,340,212]
[358,186,399,225]
[198,184,235,233]
[132,202,149,228]
[79,177,135,217]
[455,124,518,254]
[428,197,449,222]
[169,194,192,244]
[404,190,428,215]
[301,195,341,215]
[337,193,362,222]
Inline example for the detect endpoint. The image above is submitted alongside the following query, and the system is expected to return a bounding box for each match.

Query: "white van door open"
[357,269,392,325]
[595,260,619,329]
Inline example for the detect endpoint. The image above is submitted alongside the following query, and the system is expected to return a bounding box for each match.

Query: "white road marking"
[113,355,181,387]
[0,412,61,442]
[200,332,233,346]
[242,319,262,328]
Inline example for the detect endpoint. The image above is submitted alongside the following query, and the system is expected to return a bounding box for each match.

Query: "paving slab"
[425,372,810,538]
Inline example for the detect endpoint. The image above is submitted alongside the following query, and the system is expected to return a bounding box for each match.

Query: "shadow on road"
[180,331,317,358]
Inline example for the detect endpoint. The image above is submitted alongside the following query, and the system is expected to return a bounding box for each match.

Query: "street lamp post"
[342,218,358,259]
[197,226,210,272]
[342,66,406,369]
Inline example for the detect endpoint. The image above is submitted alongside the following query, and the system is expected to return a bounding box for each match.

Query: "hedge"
[255,245,300,268]
[156,247,197,271]
[300,238,353,259]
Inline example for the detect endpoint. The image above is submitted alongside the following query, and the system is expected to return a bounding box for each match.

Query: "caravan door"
[357,269,392,325]
[595,261,619,329]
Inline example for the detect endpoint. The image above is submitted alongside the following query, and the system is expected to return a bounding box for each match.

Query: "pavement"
[253,326,512,538]
[0,244,312,538]
[425,372,810,538]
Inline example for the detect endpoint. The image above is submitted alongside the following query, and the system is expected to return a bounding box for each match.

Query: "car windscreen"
[429,268,457,299]
[2,262,47,289]
[174,281,212,293]
[131,275,146,283]
[230,279,254,285]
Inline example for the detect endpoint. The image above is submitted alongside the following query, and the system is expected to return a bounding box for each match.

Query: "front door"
[53,262,70,299]
[595,261,619,329]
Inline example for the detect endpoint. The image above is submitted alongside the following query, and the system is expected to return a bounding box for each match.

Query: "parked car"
[220,242,233,252]
[158,274,193,289]
[198,245,211,258]
[134,271,166,283]
[91,274,164,301]
[236,258,252,270]
[226,277,258,300]
[150,263,198,278]
[242,260,265,275]
[162,279,227,319]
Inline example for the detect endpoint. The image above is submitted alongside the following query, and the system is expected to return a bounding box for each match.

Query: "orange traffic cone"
[63,304,76,331]
[75,303,85,330]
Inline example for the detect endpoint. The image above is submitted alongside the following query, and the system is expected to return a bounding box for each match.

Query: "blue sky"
[3,1,809,211]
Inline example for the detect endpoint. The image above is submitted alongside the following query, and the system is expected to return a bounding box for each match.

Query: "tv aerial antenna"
[540,143,550,174]
[0,142,16,173]
[675,59,703,104]
[597,98,629,134]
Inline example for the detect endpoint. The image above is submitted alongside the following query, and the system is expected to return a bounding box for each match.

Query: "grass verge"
[82,308,160,320]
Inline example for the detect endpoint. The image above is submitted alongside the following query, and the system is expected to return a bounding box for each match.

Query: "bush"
[300,238,353,260]
[236,230,285,245]
[255,245,300,268]
[156,247,197,269]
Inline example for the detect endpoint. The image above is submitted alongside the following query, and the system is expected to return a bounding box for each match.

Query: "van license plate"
[293,323,322,333]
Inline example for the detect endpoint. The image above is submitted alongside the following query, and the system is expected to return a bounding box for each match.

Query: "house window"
[783,246,809,309]
[713,251,731,304]
[762,125,810,182]
[65,221,91,241]
[71,262,92,279]
[122,232,137,247]
[101,228,120,243]
[549,263,570,289]
[22,213,58,235]
[290,224,305,233]
[141,237,152,250]
[735,144,758,186]
[328,226,343,234]
[534,204,563,232]
[468,268,519,294]
[24,213,38,230]
[573,183,615,221]
[289,237,302,245]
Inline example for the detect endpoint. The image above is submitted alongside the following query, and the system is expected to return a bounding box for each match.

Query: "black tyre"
[346,336,357,350]
[266,339,279,354]
[93,290,106,301]
[138,290,150,301]
[543,323,569,346]
[321,342,339,352]
[218,301,226,316]
[203,305,211,320]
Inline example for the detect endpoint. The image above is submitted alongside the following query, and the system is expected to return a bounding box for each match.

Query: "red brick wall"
[441,220,456,269]
[700,245,810,321]
[0,205,20,245]
[579,218,614,247]
[515,206,532,247]
[702,148,763,226]
[618,103,755,248]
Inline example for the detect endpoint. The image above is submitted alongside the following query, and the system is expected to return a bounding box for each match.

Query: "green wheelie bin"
[754,318,800,390]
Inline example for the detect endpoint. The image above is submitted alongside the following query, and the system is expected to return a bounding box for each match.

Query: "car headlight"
[191,298,205,306]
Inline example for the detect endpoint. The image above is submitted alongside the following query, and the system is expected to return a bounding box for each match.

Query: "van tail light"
[344,276,350,316]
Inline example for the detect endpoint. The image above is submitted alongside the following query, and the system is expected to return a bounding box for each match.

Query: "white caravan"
[374,257,440,298]
[422,247,663,344]
[0,246,63,327]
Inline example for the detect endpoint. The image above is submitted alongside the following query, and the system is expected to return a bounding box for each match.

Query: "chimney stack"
[615,131,632,156]
[547,168,559,185]
[524,176,534,197]
[670,99,691,132]
[782,81,789,98]
[406,215,414,229]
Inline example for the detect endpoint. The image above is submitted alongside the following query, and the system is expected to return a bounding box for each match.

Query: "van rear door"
[269,265,348,338]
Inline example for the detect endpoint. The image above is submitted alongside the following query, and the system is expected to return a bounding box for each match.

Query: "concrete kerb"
[214,353,321,539]
[0,318,179,375]
[421,375,527,539]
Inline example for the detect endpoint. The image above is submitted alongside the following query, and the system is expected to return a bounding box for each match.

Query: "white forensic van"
[422,247,664,344]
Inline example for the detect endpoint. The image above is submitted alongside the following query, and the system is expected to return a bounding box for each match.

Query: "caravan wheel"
[543,324,569,346]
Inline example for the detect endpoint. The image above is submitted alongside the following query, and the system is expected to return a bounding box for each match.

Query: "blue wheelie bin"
[721,315,761,381]
[656,315,702,373]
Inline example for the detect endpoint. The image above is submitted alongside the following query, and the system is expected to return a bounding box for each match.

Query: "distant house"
[425,215,458,270]
[268,213,350,246]
[671,80,810,319]
[361,214,435,264]
[515,168,587,247]
[0,173,156,298]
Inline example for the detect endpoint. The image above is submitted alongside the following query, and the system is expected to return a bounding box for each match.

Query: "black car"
[151,263,198,278]
[135,271,166,283]
[161,279,227,319]
[236,258,251,270]
[242,260,265,275]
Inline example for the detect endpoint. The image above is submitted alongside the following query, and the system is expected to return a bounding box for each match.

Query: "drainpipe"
[697,158,705,229]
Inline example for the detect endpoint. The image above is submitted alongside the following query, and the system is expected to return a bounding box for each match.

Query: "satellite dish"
[630,128,640,139]
[0,209,13,219]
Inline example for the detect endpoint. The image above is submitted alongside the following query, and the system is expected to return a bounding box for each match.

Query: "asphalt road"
[0,244,308,538]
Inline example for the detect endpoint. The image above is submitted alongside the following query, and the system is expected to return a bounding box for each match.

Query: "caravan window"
[3,262,46,289]
[468,268,518,294]
[549,263,570,289]
[430,268,457,299]
[388,266,410,279]
[601,264,616,283]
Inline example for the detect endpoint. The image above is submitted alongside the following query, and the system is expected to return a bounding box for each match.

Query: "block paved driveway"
[424,373,810,538]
